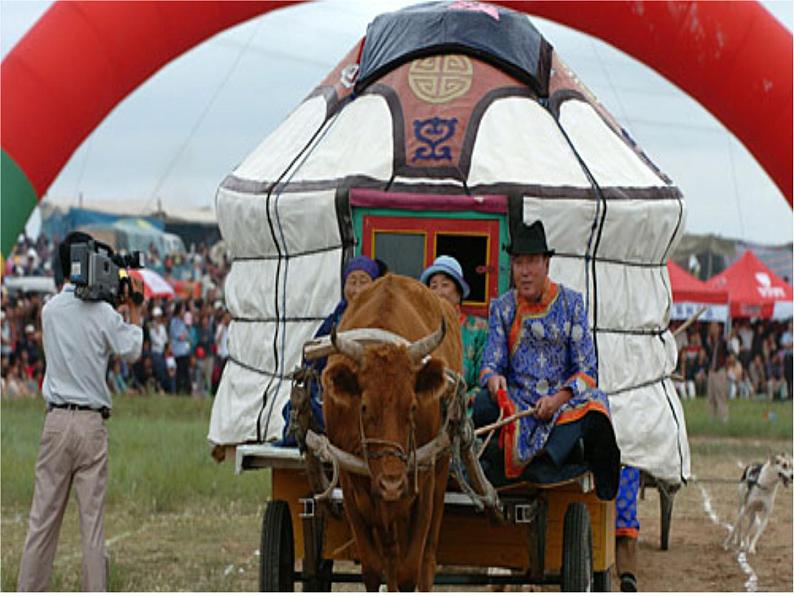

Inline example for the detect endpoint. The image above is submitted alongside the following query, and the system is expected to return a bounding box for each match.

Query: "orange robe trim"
[508,280,559,355]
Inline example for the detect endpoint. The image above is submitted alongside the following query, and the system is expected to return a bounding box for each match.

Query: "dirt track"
[332,437,793,592]
[1,437,790,591]
[634,437,792,593]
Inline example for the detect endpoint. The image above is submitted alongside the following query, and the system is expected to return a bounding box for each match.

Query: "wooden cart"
[237,444,615,591]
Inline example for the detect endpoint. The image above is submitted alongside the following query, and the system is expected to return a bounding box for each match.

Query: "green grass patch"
[2,394,275,591]
[682,397,792,440]
[1,395,270,514]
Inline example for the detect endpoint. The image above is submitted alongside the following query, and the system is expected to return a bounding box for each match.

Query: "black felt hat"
[505,220,555,257]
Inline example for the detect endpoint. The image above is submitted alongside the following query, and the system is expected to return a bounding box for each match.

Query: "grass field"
[681,397,792,439]
[1,394,791,590]
[1,395,270,591]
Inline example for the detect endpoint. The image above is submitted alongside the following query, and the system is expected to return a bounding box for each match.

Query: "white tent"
[210,2,690,484]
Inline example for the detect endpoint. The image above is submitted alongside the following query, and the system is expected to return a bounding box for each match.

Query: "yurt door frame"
[348,188,511,318]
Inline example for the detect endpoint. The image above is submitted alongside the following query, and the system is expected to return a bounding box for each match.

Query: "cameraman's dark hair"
[58,231,94,281]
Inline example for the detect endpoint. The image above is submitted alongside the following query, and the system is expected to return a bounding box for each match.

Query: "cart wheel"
[593,567,612,592]
[561,502,593,592]
[660,487,674,551]
[260,500,295,592]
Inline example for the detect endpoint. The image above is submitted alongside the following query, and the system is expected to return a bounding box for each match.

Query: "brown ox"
[322,274,462,591]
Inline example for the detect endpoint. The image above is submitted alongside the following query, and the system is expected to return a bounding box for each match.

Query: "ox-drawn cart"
[235,326,616,592]
[237,442,614,591]
[210,5,692,590]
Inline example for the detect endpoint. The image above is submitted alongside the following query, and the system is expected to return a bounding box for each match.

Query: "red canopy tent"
[706,251,793,320]
[128,269,175,300]
[668,260,730,322]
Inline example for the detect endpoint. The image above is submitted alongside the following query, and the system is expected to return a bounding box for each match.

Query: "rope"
[314,457,340,501]
[690,477,743,485]
[147,16,263,208]
[450,435,487,513]
[477,410,503,460]
[443,373,501,513]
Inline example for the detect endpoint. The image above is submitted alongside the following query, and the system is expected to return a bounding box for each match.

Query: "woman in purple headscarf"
[279,255,386,445]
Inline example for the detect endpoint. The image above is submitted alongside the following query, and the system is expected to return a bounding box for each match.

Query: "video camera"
[69,239,145,305]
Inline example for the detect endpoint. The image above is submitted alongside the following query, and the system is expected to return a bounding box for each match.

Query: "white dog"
[724,453,792,554]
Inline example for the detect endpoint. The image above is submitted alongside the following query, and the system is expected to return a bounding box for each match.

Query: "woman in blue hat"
[280,255,386,445]
[420,255,488,413]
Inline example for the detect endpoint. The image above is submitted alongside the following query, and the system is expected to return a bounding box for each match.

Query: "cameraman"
[17,231,144,592]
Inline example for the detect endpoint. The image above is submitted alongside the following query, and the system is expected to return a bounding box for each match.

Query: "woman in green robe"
[420,255,487,412]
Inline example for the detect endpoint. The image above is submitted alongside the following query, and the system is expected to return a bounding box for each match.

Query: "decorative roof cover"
[356,1,552,97]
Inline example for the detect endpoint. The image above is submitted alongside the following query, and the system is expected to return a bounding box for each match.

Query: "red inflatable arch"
[1,0,791,255]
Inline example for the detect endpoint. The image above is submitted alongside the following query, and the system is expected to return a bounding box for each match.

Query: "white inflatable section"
[234,96,328,182]
[597,199,684,264]
[559,100,668,188]
[522,195,690,483]
[548,257,589,310]
[217,188,341,258]
[228,320,322,380]
[294,95,394,182]
[210,182,346,445]
[594,262,670,330]
[216,188,278,257]
[224,254,342,320]
[597,332,678,392]
[610,380,691,482]
[212,319,329,445]
[468,97,591,187]
[209,361,270,445]
[522,198,598,256]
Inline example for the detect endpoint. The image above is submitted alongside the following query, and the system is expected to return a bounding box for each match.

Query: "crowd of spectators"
[3,232,793,404]
[674,318,794,401]
[2,233,232,399]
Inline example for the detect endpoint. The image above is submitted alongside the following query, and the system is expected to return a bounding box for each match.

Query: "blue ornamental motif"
[412,116,458,161]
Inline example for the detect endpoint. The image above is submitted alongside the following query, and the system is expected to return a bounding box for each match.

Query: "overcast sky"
[2,0,792,245]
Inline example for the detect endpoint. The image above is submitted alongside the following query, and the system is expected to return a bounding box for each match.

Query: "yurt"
[209,2,690,485]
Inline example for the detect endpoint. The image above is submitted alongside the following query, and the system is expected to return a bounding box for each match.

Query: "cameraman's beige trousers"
[18,408,108,592]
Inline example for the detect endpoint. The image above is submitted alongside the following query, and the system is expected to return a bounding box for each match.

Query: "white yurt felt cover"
[210,2,690,484]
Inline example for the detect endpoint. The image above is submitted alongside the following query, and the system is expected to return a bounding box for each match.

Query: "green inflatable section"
[1,149,38,258]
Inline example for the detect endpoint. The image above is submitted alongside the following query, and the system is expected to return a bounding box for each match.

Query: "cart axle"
[293,571,563,586]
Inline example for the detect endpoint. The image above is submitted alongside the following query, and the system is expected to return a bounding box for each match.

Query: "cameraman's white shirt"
[41,285,143,409]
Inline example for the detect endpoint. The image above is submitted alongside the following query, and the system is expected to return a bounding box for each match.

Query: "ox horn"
[330,325,364,364]
[407,318,446,364]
